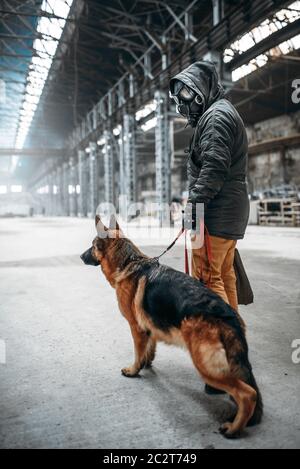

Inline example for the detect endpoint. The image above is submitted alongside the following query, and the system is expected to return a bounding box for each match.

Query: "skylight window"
[232,34,300,81]
[224,1,300,82]
[141,117,157,132]
[135,102,157,122]
[11,185,23,193]
[15,0,74,149]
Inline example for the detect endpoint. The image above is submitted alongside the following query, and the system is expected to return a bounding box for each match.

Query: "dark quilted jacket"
[170,61,250,240]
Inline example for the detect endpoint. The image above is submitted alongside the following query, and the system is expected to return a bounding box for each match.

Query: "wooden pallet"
[258,198,297,227]
[292,203,300,227]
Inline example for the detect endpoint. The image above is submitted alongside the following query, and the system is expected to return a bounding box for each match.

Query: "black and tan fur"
[81,215,263,438]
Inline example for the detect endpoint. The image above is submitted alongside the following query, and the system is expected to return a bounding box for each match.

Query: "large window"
[11,185,23,193]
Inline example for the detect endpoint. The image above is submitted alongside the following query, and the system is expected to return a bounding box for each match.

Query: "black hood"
[170,61,225,113]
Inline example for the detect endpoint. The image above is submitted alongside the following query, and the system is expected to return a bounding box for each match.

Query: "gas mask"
[169,81,204,127]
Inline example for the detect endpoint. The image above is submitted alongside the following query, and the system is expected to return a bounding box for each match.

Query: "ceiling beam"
[227,17,300,70]
[248,134,300,156]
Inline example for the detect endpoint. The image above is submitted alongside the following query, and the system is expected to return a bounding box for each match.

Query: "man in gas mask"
[169,61,249,393]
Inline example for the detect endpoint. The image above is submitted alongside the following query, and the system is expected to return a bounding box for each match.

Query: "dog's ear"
[95,215,108,236]
[109,214,120,231]
[109,214,124,237]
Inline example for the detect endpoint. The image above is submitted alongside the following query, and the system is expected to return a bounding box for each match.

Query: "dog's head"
[80,214,123,266]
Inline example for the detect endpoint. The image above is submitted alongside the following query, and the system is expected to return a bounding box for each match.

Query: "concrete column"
[46,174,53,216]
[212,0,223,26]
[118,128,125,198]
[62,161,70,216]
[88,142,98,217]
[118,130,126,220]
[40,177,46,216]
[44,173,55,216]
[57,165,64,216]
[184,10,193,41]
[161,35,167,71]
[144,53,152,79]
[123,114,136,206]
[154,90,171,226]
[42,177,48,216]
[280,147,288,184]
[69,157,78,217]
[205,2,232,89]
[54,168,61,217]
[129,74,135,98]
[78,150,88,217]
[118,81,125,108]
[51,171,57,216]
[103,130,114,205]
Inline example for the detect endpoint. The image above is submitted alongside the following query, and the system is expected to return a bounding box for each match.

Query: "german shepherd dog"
[81,215,263,438]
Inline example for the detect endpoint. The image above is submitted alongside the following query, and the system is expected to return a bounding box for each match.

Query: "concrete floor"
[0,217,299,449]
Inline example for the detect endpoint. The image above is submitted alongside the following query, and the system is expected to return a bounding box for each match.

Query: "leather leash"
[153,227,185,264]
[153,222,212,285]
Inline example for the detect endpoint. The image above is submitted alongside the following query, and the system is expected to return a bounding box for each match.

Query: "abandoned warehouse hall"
[0,0,300,451]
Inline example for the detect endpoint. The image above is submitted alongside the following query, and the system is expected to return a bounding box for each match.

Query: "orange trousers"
[191,234,238,312]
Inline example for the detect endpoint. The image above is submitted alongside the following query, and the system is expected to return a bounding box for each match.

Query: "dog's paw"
[121,367,140,378]
[143,361,153,369]
[141,358,153,369]
[219,422,241,439]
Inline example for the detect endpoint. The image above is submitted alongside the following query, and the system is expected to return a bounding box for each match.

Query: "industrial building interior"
[0,0,300,450]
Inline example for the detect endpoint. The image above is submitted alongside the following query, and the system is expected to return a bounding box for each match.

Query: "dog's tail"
[245,366,263,426]
[221,327,263,426]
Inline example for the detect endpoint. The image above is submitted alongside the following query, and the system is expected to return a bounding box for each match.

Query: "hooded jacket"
[170,61,249,240]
